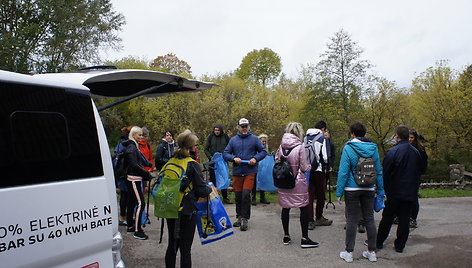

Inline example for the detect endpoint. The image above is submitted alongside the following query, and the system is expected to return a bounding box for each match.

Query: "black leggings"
[281,206,309,239]
[119,190,129,218]
[165,214,197,268]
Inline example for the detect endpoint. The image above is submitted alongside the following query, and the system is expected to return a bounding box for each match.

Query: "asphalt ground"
[120,196,472,268]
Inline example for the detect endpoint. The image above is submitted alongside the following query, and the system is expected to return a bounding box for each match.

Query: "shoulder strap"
[347,144,361,158]
[281,144,300,157]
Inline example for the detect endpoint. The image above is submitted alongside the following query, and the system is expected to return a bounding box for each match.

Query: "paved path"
[120,197,472,267]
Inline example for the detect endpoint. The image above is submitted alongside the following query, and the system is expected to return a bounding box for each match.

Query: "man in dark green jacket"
[204,124,232,204]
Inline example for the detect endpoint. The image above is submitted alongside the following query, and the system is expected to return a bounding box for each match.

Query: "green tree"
[314,29,371,125]
[150,53,192,77]
[236,47,282,87]
[0,0,125,73]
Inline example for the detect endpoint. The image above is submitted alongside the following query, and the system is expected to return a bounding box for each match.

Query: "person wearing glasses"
[223,118,267,231]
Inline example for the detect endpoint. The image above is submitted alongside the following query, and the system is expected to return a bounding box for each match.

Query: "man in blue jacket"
[223,118,267,231]
[377,125,421,253]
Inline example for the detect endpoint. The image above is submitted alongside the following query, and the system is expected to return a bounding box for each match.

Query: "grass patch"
[419,189,472,198]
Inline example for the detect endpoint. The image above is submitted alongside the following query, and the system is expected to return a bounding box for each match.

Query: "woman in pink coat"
[276,122,319,248]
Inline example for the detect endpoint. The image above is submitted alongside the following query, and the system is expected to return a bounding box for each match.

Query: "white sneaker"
[362,250,377,262]
[340,251,353,263]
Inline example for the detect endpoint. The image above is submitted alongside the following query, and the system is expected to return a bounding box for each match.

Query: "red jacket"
[139,141,154,171]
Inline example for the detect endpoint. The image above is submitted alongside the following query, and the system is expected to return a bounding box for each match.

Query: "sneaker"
[133,230,148,240]
[260,198,270,204]
[283,236,291,245]
[233,217,241,227]
[395,247,403,253]
[251,199,257,206]
[364,239,368,246]
[340,251,353,263]
[308,221,316,230]
[358,223,366,233]
[362,250,377,262]
[126,226,135,234]
[301,238,319,248]
[315,217,333,226]
[240,218,248,231]
[223,197,233,204]
[410,219,418,228]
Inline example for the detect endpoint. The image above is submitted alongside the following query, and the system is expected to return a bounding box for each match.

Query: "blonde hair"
[128,126,142,147]
[285,122,304,139]
[258,133,269,152]
[174,129,199,158]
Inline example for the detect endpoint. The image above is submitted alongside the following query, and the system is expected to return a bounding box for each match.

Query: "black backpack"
[273,146,298,189]
[348,144,376,187]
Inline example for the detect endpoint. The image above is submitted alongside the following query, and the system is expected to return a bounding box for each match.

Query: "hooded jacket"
[382,140,421,201]
[204,124,230,160]
[336,138,385,197]
[304,128,330,172]
[123,140,152,181]
[275,133,311,208]
[223,130,267,176]
[138,141,154,171]
[155,139,178,170]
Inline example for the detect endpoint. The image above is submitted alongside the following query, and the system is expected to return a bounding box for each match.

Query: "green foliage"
[236,48,282,86]
[150,53,192,77]
[0,0,125,73]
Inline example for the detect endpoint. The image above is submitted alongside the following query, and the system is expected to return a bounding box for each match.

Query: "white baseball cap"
[238,118,249,126]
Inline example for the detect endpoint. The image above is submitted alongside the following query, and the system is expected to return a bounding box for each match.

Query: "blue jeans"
[344,190,377,252]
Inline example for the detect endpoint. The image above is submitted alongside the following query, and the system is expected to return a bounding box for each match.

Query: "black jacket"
[204,124,230,160]
[382,140,421,201]
[124,140,152,181]
[155,140,178,170]
[181,161,212,215]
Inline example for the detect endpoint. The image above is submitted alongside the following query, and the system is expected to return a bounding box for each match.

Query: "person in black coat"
[155,130,178,171]
[408,129,428,228]
[377,125,422,253]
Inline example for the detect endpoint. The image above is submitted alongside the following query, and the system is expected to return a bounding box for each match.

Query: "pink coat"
[275,133,311,208]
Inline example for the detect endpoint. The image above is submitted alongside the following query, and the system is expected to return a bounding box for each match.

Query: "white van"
[0,68,217,268]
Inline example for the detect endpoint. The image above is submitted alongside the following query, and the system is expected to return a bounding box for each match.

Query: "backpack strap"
[347,143,364,178]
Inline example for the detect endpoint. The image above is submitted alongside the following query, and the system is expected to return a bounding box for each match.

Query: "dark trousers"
[119,190,129,218]
[209,164,228,199]
[344,191,376,252]
[308,171,327,221]
[411,195,420,220]
[377,198,413,251]
[126,180,145,232]
[252,176,266,201]
[281,206,309,238]
[233,174,255,219]
[165,214,196,268]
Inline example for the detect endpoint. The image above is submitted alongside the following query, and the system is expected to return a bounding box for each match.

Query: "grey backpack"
[348,144,376,186]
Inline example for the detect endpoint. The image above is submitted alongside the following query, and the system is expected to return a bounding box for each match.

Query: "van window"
[0,81,104,188]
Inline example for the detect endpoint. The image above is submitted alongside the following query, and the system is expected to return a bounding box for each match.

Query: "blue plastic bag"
[213,152,230,190]
[256,154,277,191]
[196,183,234,245]
[374,194,385,212]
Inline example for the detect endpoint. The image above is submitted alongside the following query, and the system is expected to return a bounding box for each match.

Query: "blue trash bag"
[374,194,385,212]
[133,206,151,225]
[256,154,277,192]
[305,171,310,185]
[212,152,230,190]
[196,182,234,245]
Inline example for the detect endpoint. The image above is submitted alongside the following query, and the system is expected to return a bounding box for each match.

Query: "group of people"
[115,117,427,267]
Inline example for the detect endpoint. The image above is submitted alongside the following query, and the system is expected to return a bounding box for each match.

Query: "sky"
[105,0,472,88]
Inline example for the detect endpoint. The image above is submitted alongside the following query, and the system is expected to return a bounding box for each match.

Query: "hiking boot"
[251,199,257,206]
[339,251,353,263]
[240,218,248,231]
[223,197,233,204]
[315,217,333,226]
[283,236,291,245]
[362,250,377,262]
[410,219,418,228]
[126,226,135,234]
[358,223,366,233]
[301,238,319,248]
[233,217,241,227]
[260,198,270,204]
[133,230,148,240]
[308,221,316,230]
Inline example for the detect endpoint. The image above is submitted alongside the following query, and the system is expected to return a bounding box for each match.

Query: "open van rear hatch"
[33,69,219,111]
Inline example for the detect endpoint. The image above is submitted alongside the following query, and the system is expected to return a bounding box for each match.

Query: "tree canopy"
[236,47,282,86]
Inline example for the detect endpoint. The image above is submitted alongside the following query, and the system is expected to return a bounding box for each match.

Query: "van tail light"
[112,231,125,268]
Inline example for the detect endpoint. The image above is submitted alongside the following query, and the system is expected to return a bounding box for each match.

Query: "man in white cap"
[223,118,267,231]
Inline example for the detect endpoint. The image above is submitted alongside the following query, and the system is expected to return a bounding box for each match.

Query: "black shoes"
[251,199,257,206]
[133,230,148,240]
[260,198,270,204]
[283,236,291,245]
[301,238,319,248]
[223,197,233,204]
[233,217,241,227]
[240,218,248,231]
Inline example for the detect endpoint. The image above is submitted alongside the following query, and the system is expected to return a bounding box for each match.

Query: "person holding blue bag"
[204,124,233,204]
[223,118,267,231]
[336,122,385,263]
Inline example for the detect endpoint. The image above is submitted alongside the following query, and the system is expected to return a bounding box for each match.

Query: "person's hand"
[234,157,242,164]
[337,197,343,205]
[248,158,257,165]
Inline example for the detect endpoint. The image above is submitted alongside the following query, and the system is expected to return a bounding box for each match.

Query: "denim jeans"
[344,190,376,252]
